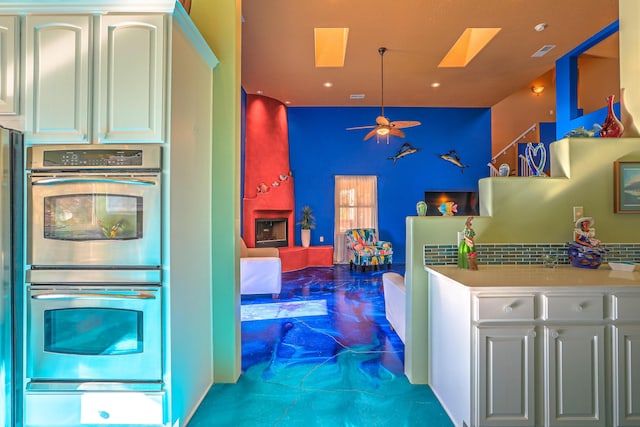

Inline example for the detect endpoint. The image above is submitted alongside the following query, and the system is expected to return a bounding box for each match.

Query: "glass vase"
[599,95,624,138]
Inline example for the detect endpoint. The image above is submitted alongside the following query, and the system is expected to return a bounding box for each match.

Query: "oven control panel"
[44,149,143,167]
[27,144,162,170]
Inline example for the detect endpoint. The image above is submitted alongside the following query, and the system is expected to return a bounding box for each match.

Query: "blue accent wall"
[287,106,492,263]
[555,21,619,139]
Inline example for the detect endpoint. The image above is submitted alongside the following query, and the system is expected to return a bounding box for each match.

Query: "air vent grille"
[349,94,366,100]
[531,45,556,58]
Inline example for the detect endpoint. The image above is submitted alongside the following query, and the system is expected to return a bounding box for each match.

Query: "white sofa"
[240,238,282,296]
[382,272,405,343]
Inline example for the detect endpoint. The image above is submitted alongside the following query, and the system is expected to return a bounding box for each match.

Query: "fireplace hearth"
[255,218,288,248]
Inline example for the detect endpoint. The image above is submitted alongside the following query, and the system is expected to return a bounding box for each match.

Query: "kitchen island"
[426,264,640,427]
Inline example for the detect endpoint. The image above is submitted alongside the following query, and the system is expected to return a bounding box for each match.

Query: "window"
[334,175,378,263]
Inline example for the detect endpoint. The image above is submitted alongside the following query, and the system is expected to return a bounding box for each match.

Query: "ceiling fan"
[347,47,421,143]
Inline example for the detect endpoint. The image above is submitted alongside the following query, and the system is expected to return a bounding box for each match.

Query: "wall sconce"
[531,85,545,95]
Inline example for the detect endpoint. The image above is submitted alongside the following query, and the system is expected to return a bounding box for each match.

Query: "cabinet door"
[25,15,91,143]
[477,327,536,427]
[0,16,19,115]
[96,15,165,143]
[613,325,640,427]
[546,325,606,427]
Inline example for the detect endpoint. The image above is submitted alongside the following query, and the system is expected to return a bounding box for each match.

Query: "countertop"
[425,264,640,287]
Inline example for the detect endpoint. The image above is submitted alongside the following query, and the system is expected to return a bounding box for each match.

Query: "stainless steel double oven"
[24,145,163,394]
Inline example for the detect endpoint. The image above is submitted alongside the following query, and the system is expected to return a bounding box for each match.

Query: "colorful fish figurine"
[438,150,469,173]
[388,142,420,165]
[438,201,458,216]
[257,183,270,194]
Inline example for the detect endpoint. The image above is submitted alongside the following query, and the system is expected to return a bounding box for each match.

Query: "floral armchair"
[344,228,393,271]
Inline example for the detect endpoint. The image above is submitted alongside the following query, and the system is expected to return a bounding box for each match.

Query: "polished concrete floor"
[188,264,454,427]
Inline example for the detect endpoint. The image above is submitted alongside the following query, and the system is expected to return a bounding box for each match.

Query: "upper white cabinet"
[24,14,165,144]
[0,16,19,115]
[24,15,91,142]
[96,15,165,143]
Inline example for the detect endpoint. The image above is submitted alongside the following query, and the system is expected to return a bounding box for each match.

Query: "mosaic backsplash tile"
[424,243,640,266]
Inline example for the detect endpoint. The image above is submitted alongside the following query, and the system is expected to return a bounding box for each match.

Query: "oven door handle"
[31,292,157,300]
[31,177,157,186]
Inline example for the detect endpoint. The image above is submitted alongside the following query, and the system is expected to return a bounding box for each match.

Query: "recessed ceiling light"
[430,82,441,88]
[285,101,291,105]
[534,23,548,32]
[323,82,333,88]
[256,90,263,95]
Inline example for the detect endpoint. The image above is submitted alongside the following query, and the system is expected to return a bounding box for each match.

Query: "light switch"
[573,206,584,222]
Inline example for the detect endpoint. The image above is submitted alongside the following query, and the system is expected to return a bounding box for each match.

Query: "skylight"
[438,27,501,68]
[314,28,349,67]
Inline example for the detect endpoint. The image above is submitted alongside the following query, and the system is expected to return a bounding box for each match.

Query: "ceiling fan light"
[376,127,390,136]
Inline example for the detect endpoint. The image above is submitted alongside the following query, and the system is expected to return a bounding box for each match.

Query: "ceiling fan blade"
[390,120,421,129]
[389,128,406,138]
[376,116,390,126]
[363,128,379,141]
[346,125,376,130]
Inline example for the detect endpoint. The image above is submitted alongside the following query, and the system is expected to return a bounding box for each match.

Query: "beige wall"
[491,70,556,158]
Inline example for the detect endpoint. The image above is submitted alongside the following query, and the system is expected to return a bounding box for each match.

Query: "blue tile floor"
[187,264,454,427]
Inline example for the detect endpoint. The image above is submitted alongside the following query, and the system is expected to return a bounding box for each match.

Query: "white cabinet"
[24,15,91,142]
[545,325,606,427]
[477,326,536,427]
[613,293,640,427]
[24,14,165,144]
[0,16,19,115]
[543,294,606,427]
[96,14,165,143]
[429,274,640,427]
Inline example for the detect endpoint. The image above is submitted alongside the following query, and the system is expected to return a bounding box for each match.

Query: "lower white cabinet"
[545,325,606,427]
[428,274,640,427]
[477,326,535,427]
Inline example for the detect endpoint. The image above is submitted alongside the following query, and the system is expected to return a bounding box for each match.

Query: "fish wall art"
[438,149,469,173]
[388,142,420,165]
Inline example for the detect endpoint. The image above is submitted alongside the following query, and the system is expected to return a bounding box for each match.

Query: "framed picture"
[614,161,640,213]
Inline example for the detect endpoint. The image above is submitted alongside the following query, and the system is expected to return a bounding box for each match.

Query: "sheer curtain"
[333,175,378,263]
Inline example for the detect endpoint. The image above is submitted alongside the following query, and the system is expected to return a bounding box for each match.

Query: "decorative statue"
[567,216,606,269]
[458,216,478,270]
[574,217,601,247]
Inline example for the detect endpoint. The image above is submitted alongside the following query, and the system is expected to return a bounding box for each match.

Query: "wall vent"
[531,45,556,57]
[349,94,365,100]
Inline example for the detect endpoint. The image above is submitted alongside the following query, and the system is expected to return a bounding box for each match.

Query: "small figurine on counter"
[458,216,478,270]
[567,216,607,269]
[574,217,601,247]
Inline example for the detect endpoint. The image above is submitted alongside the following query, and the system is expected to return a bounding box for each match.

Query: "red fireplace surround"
[243,94,333,271]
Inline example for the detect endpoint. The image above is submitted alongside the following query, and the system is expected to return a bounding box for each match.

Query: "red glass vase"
[599,95,624,138]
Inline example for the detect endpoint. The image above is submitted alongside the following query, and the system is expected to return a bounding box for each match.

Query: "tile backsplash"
[424,243,640,266]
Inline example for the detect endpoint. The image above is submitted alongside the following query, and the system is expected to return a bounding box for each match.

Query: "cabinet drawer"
[475,295,535,321]
[25,391,166,425]
[613,294,640,321]
[543,294,603,321]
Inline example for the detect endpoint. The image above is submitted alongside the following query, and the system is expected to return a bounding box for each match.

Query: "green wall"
[190,0,242,383]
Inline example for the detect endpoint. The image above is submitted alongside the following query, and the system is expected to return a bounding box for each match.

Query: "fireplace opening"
[255,218,288,248]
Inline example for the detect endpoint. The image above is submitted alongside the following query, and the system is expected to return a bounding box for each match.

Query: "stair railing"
[488,124,537,176]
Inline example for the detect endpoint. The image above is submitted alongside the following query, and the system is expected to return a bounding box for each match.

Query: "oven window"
[44,308,143,355]
[44,193,142,240]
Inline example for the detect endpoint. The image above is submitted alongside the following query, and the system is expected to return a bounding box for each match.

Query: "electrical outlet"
[319,236,324,242]
[573,206,584,222]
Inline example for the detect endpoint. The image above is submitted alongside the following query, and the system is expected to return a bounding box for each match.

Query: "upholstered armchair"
[240,237,282,297]
[344,228,393,271]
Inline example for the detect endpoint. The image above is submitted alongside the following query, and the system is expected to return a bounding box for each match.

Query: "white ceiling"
[241,0,619,108]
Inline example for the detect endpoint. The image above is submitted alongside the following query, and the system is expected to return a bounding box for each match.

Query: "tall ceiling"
[241,0,619,108]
